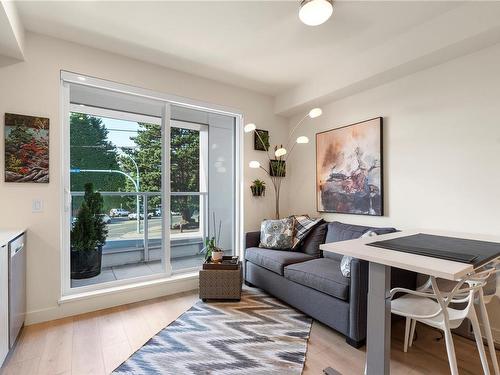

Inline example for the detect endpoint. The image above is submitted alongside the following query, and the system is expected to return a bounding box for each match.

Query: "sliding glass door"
[67,87,167,289]
[61,72,241,295]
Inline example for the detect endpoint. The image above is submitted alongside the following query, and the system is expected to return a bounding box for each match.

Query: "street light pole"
[71,145,142,232]
[119,152,141,234]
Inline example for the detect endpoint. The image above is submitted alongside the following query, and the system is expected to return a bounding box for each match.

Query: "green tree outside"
[70,113,125,212]
[120,123,200,221]
[70,115,200,222]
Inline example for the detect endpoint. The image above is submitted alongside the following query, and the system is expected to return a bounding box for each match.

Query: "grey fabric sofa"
[244,221,417,348]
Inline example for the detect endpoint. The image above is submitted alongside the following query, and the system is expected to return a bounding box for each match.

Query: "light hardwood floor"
[1,290,498,375]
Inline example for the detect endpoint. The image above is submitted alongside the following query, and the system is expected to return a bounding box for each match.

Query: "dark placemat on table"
[367,233,500,267]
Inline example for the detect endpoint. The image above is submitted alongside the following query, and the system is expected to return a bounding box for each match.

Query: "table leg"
[366,262,391,375]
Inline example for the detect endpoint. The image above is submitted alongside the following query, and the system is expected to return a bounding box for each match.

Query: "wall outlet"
[32,199,43,213]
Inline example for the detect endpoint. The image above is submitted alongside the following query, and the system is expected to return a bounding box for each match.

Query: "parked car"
[110,208,130,217]
[98,214,112,224]
[128,212,153,220]
[72,214,111,225]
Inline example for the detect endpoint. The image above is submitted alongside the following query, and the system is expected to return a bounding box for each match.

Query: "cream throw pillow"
[340,230,378,277]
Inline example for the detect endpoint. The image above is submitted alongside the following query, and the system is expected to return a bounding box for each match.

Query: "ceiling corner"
[0,0,25,61]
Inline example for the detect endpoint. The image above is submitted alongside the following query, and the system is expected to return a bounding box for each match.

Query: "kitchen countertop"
[0,230,25,248]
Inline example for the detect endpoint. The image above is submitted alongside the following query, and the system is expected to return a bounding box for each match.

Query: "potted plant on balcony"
[71,183,108,279]
[250,179,266,197]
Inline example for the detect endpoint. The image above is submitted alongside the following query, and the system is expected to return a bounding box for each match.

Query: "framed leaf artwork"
[5,113,50,183]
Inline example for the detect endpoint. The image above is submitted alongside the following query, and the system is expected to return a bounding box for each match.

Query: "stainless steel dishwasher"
[8,233,25,348]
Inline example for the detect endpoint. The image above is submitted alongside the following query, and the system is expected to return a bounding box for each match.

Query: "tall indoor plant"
[71,182,108,279]
[245,108,322,218]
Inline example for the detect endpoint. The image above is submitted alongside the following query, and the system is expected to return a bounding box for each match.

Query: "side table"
[199,261,242,301]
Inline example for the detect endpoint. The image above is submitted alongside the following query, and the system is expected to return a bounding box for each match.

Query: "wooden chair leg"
[443,326,459,375]
[470,306,491,375]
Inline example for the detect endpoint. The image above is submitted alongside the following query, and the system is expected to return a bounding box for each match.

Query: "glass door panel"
[208,113,236,256]
[68,87,166,289]
[169,119,206,272]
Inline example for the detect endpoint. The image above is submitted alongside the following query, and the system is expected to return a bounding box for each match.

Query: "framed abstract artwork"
[4,113,50,183]
[316,117,383,216]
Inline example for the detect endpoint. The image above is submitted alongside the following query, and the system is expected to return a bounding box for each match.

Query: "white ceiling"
[15,1,457,95]
[2,1,500,114]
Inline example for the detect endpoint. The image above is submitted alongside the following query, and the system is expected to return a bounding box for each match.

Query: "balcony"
[70,192,214,288]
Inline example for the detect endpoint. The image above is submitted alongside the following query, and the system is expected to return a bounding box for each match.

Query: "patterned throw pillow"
[340,230,378,278]
[259,218,294,250]
[291,215,324,249]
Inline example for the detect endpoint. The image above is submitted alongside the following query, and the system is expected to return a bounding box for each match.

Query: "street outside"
[106,216,200,242]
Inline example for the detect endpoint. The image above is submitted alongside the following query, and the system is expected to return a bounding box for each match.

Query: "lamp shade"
[296,136,309,144]
[308,108,322,118]
[299,0,333,26]
[244,123,257,133]
[249,161,260,169]
[275,148,287,157]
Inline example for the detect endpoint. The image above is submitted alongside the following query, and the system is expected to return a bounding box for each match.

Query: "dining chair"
[405,260,499,375]
[390,274,492,375]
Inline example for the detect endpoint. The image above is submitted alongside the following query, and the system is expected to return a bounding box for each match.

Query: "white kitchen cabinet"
[0,243,8,366]
[0,229,25,369]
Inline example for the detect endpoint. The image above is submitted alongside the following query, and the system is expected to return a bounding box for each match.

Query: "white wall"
[0,32,288,324]
[286,42,500,340]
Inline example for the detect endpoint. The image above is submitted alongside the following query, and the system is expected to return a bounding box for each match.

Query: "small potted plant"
[201,213,224,262]
[70,183,108,279]
[250,179,266,197]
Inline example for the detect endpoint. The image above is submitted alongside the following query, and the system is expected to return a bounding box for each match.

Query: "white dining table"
[320,229,500,375]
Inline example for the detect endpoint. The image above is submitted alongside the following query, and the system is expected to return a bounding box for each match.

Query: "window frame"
[60,71,243,298]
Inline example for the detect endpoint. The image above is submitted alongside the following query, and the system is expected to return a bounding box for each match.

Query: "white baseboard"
[26,276,198,325]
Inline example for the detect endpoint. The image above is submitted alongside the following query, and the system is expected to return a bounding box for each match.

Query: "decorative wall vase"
[251,185,265,197]
[254,129,270,151]
[269,160,286,177]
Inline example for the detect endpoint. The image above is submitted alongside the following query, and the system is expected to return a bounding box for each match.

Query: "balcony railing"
[70,191,207,267]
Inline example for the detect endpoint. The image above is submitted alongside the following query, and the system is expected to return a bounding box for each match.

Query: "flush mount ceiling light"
[299,0,333,26]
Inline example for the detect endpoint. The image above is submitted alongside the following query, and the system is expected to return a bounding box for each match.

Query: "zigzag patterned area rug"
[113,288,312,375]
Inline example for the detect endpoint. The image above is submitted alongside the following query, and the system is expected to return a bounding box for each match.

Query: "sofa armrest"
[245,231,261,249]
[348,258,369,343]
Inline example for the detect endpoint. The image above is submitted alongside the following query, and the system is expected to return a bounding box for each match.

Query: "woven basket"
[199,262,242,301]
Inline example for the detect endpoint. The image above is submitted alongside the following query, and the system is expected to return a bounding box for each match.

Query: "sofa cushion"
[341,230,379,278]
[299,222,328,258]
[245,247,314,275]
[284,258,350,301]
[324,221,397,261]
[259,218,294,250]
[290,215,324,249]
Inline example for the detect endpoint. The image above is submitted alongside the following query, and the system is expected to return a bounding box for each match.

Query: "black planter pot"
[251,186,265,197]
[71,246,103,279]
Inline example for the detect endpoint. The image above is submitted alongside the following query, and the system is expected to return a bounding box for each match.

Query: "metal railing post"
[143,194,149,262]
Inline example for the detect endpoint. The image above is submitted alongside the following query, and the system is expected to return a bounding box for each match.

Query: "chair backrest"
[428,258,499,321]
[391,259,499,322]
